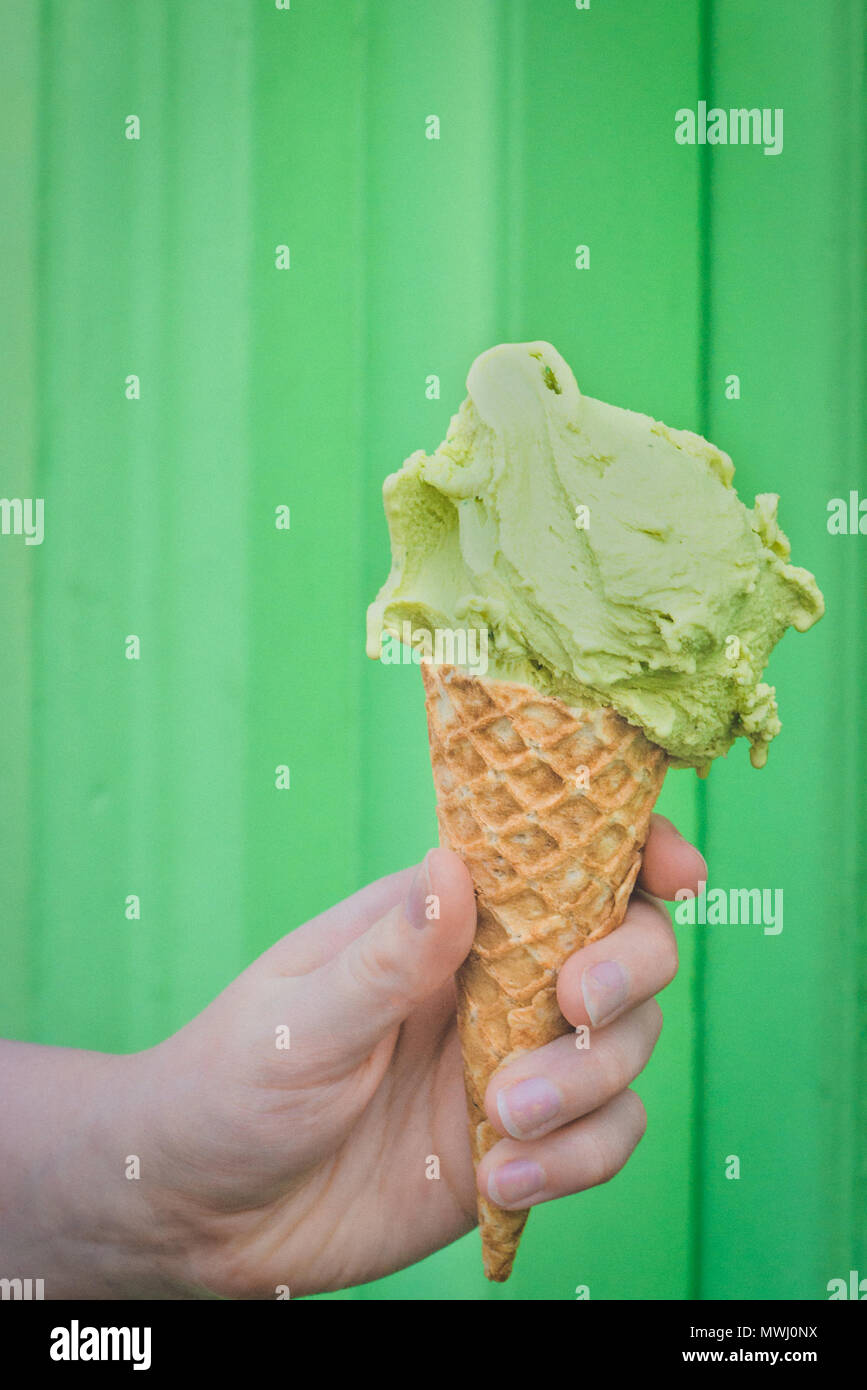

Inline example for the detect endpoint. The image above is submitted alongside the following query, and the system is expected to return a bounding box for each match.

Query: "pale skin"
[0,815,704,1299]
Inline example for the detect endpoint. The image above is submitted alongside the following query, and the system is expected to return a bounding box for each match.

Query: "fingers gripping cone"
[421,662,669,1281]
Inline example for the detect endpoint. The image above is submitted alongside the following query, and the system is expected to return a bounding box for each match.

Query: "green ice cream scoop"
[366,341,824,770]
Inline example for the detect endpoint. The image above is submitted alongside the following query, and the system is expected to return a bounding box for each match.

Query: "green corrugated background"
[0,0,862,1300]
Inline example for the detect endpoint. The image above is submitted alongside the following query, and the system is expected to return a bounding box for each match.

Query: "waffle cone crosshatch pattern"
[422,662,669,1280]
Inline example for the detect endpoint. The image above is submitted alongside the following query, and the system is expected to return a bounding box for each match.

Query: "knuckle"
[626,1088,648,1139]
[634,898,679,983]
[592,1030,634,1098]
[646,997,664,1041]
[631,891,669,929]
[583,1123,624,1188]
[343,931,408,1010]
[657,923,679,983]
[584,1093,646,1188]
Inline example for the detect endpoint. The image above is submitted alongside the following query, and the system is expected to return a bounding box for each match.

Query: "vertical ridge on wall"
[355,0,507,1302]
[692,0,715,1303]
[359,0,506,890]
[507,0,705,1301]
[701,0,863,1298]
[245,0,367,962]
[33,0,133,1051]
[496,0,526,342]
[150,0,254,1037]
[117,0,170,1048]
[29,0,255,1051]
[122,0,171,1048]
[828,0,865,1279]
[0,0,38,1040]
[840,0,866,1276]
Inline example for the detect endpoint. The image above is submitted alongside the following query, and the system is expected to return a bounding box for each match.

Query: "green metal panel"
[699,0,865,1299]
[0,0,861,1301]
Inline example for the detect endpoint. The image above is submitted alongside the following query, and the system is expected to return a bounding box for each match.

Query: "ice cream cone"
[421,661,669,1281]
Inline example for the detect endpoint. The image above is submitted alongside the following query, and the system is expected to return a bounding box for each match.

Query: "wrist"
[58,1049,196,1298]
[0,1042,202,1299]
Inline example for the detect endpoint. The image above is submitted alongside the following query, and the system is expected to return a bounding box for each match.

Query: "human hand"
[129,814,704,1298]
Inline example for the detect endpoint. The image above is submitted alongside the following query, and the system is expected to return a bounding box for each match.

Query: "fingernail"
[488,1159,546,1207]
[582,959,629,1026]
[406,852,435,930]
[497,1078,561,1139]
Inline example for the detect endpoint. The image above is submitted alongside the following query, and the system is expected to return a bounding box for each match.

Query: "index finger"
[637,813,707,900]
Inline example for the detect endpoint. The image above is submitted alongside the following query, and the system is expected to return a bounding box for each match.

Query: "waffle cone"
[421,662,668,1281]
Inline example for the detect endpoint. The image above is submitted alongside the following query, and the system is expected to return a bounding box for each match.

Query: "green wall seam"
[693,0,714,1305]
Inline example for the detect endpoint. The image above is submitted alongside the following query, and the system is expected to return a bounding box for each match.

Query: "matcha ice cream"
[367,341,823,770]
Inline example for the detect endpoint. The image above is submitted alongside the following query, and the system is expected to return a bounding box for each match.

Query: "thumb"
[310,848,476,1062]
